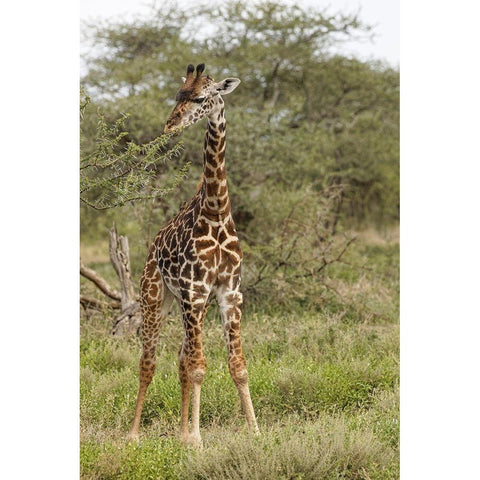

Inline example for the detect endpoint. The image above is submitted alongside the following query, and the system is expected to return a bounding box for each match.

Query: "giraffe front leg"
[178,341,190,445]
[179,299,208,448]
[188,363,206,448]
[218,290,259,433]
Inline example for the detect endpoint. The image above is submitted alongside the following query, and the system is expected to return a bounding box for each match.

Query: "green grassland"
[80,228,399,480]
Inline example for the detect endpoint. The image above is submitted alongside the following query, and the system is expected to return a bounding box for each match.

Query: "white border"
[401,1,480,478]
[1,1,79,478]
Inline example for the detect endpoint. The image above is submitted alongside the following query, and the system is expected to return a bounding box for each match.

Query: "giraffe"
[127,63,259,448]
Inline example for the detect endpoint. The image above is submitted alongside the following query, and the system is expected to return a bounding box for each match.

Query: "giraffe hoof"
[126,432,140,444]
[184,434,203,449]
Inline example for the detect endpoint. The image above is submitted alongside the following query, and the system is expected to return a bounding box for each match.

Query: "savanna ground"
[80,226,399,480]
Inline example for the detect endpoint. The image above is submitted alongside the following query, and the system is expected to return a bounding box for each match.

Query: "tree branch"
[80,262,122,301]
[80,294,121,311]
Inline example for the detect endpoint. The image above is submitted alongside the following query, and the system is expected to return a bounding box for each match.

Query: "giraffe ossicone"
[127,63,259,448]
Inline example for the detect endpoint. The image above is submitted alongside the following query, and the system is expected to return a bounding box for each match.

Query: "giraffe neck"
[199,96,231,219]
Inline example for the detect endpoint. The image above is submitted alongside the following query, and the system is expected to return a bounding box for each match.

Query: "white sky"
[80,0,399,67]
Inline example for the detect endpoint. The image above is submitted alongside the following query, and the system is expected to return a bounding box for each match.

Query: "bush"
[179,416,397,480]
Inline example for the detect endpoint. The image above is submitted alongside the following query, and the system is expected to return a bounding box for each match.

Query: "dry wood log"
[80,224,142,336]
[80,263,121,301]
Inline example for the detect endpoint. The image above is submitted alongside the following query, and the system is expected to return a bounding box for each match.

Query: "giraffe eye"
[192,97,206,104]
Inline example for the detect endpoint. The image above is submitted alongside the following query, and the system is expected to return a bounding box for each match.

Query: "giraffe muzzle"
[164,123,180,135]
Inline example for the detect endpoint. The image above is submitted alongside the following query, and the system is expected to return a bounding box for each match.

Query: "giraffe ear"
[215,78,241,95]
[181,76,187,83]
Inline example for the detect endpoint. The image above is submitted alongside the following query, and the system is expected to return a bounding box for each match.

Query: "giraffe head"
[164,63,240,133]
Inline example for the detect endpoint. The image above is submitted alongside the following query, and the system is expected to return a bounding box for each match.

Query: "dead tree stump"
[108,225,142,335]
[80,224,142,336]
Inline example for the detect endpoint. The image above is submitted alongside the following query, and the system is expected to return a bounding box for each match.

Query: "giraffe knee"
[179,338,207,384]
[229,357,248,386]
[220,291,243,311]
[232,368,248,386]
[231,291,243,307]
[189,367,206,384]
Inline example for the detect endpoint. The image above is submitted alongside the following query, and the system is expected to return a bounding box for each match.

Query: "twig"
[80,295,120,311]
[80,262,122,301]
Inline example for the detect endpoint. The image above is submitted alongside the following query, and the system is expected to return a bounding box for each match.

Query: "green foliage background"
[80,1,399,478]
[81,0,399,303]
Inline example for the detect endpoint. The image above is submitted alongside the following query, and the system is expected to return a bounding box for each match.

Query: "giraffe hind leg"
[218,290,259,433]
[127,273,173,442]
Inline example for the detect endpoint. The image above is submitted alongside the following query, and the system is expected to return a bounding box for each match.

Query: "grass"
[80,228,399,479]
